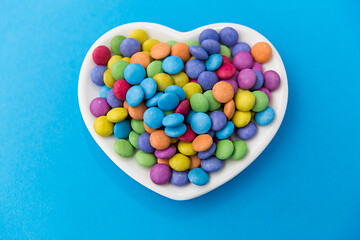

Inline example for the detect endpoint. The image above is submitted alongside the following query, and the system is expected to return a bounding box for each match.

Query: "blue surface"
[1,0,359,239]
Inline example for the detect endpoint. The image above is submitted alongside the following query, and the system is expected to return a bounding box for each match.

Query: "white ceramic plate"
[78,22,288,201]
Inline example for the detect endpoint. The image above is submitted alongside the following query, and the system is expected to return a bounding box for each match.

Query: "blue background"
[1,0,359,239]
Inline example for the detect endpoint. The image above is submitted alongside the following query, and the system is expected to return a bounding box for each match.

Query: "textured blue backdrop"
[1,0,359,239]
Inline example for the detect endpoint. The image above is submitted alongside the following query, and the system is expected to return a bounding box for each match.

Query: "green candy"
[203,90,221,111]
[135,150,157,167]
[129,131,140,149]
[164,110,174,116]
[190,93,209,112]
[186,40,200,46]
[114,139,134,157]
[220,45,231,58]
[131,119,146,134]
[110,35,126,55]
[111,60,128,80]
[167,40,177,47]
[230,140,247,160]
[147,60,164,78]
[216,140,234,160]
[252,91,269,112]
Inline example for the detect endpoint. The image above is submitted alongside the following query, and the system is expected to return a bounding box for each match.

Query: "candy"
[215,121,235,140]
[93,116,114,136]
[144,121,157,133]
[138,132,155,153]
[230,140,247,160]
[114,119,131,139]
[197,71,218,91]
[252,91,269,112]
[108,55,123,69]
[231,42,251,56]
[165,123,187,137]
[224,99,235,119]
[110,35,126,55]
[209,111,227,131]
[106,107,128,123]
[158,93,179,111]
[147,60,164,78]
[150,130,171,150]
[219,27,238,47]
[127,101,147,120]
[192,134,213,152]
[169,153,191,171]
[232,110,251,127]
[251,42,272,63]
[175,100,190,116]
[146,92,163,107]
[129,29,148,45]
[126,86,144,107]
[92,45,111,65]
[167,40,177,46]
[153,73,174,92]
[171,170,189,186]
[158,158,169,166]
[252,61,263,73]
[201,156,224,172]
[255,106,275,125]
[130,52,150,68]
[178,141,196,156]
[154,145,176,159]
[136,150,157,167]
[259,87,271,102]
[221,79,238,93]
[143,107,164,129]
[162,113,184,127]
[171,72,189,87]
[171,42,190,62]
[91,65,107,86]
[150,164,171,185]
[235,90,255,111]
[124,63,146,85]
[237,121,257,140]
[250,70,264,91]
[212,81,234,103]
[142,39,160,51]
[186,40,200,46]
[237,69,256,89]
[106,89,123,108]
[99,85,110,98]
[198,143,216,160]
[188,168,209,186]
[129,131,140,149]
[150,42,171,59]
[162,56,184,74]
[190,112,211,134]
[199,29,220,42]
[182,82,203,100]
[177,125,196,142]
[190,93,209,113]
[263,70,280,91]
[140,77,157,99]
[216,63,236,79]
[189,45,209,60]
[215,139,234,160]
[220,45,231,58]
[201,39,221,54]
[111,60,129,80]
[185,59,206,79]
[233,51,254,70]
[190,155,201,169]
[114,139,134,157]
[120,38,141,57]
[203,90,221,111]
[90,97,110,117]
[103,69,116,88]
[121,57,130,63]
[165,85,186,101]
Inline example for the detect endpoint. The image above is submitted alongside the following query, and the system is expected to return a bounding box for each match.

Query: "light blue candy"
[165,85,186,101]
[185,110,196,124]
[162,113,184,127]
[162,56,184,74]
[206,54,222,71]
[188,168,209,186]
[215,121,235,139]
[124,63,146,84]
[146,92,164,107]
[190,112,211,134]
[99,85,110,98]
[140,77,157,99]
[143,107,165,129]
[157,93,179,111]
[126,86,144,107]
[255,106,275,126]
[164,123,186,137]
[114,120,131,139]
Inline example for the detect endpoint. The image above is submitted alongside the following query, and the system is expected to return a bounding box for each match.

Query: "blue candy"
[165,85,186,101]
[137,132,155,153]
[219,27,239,47]
[140,77,157,99]
[236,121,257,140]
[206,54,222,71]
[143,107,165,129]
[106,89,123,108]
[197,71,218,91]
[207,130,215,138]
[198,143,217,160]
[185,59,206,79]
[250,70,264,91]
[201,39,221,54]
[162,56,184,74]
[126,86,144,107]
[162,113,184,127]
[231,42,251,57]
[188,168,209,186]
[201,156,224,172]
[99,85,110,98]
[171,170,189,186]
[199,29,220,42]
[124,63,146,85]
[158,93,179,111]
[114,120,131,139]
[255,106,275,126]
[215,121,235,139]
[185,110,196,124]
[165,123,187,137]
[119,38,141,57]
[190,112,211,134]
[189,45,209,60]
[90,65,107,86]
[146,92,164,107]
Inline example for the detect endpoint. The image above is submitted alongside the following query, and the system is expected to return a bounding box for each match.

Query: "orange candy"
[127,102,147,120]
[251,42,272,63]
[144,121,157,133]
[130,52,150,68]
[157,158,169,166]
[190,154,201,169]
[150,42,171,59]
[171,42,190,62]
[192,134,213,152]
[212,81,234,103]
[150,130,171,150]
[224,99,235,119]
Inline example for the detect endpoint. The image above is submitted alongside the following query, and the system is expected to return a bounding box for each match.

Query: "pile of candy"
[89,27,280,186]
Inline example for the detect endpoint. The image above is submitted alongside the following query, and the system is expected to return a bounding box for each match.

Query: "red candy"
[92,45,111,65]
[216,63,236,79]
[175,100,190,116]
[221,55,231,65]
[189,79,197,83]
[113,80,131,100]
[177,125,196,142]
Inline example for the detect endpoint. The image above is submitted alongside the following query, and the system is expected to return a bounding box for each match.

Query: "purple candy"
[120,38,141,57]
[154,145,176,159]
[150,164,171,185]
[221,79,238,93]
[137,132,155,153]
[198,143,217,160]
[250,70,264,91]
[201,156,224,172]
[107,89,123,108]
[236,121,257,140]
[197,71,218,91]
[201,39,221,55]
[233,51,254,70]
[259,87,271,102]
[90,97,110,117]
[199,29,220,42]
[209,111,227,131]
[170,170,189,186]
[263,70,280,91]
[231,42,251,57]
[237,69,256,89]
[252,61,263,73]
[90,65,107,86]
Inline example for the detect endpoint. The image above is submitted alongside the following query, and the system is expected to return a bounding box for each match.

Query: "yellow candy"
[106,107,128,123]
[232,111,251,128]
[107,55,122,69]
[103,69,116,88]
[153,73,174,92]
[171,72,189,88]
[183,82,203,100]
[142,39,160,51]
[178,142,196,156]
[129,29,149,45]
[142,50,154,61]
[235,90,255,111]
[169,153,191,171]
[189,56,197,60]
[121,57,130,63]
[94,116,114,136]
